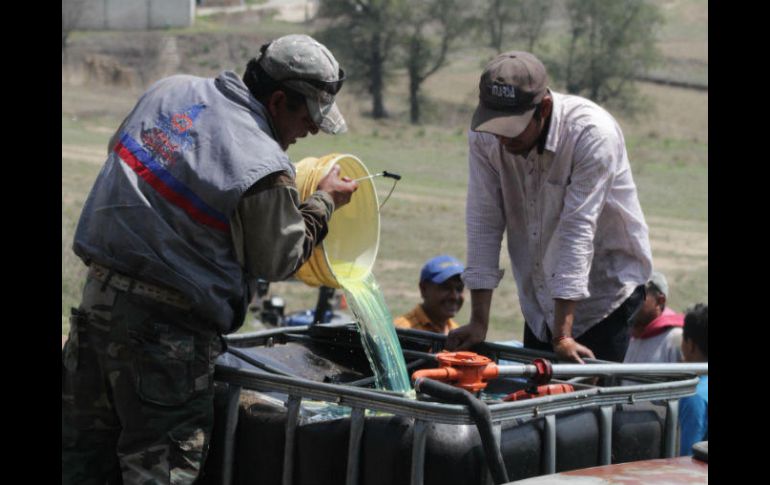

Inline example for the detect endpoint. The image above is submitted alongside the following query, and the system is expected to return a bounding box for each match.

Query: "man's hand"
[317,164,358,209]
[446,289,494,350]
[446,322,488,350]
[553,337,595,364]
[551,298,595,363]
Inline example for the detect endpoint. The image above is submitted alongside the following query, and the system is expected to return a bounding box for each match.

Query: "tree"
[479,0,552,53]
[515,0,552,52]
[403,0,473,124]
[560,0,663,114]
[316,0,408,119]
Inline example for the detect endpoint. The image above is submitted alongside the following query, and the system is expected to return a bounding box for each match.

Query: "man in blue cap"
[394,255,465,335]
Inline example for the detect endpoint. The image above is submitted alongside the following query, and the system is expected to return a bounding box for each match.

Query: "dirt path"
[62,144,106,165]
[645,215,708,275]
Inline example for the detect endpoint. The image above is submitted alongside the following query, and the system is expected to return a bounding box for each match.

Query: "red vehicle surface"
[506,443,708,484]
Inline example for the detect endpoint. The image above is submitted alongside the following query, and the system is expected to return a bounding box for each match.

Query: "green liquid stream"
[331,261,411,393]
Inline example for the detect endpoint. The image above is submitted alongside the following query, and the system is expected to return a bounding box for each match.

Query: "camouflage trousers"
[62,276,223,485]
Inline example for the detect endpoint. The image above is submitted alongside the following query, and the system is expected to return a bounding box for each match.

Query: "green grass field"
[62,2,707,342]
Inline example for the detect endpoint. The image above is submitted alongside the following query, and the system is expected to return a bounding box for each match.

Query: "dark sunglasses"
[282,68,346,96]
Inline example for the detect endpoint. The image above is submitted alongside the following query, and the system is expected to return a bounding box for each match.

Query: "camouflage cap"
[259,34,347,134]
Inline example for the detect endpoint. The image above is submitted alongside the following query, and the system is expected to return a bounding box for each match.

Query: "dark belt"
[88,263,192,311]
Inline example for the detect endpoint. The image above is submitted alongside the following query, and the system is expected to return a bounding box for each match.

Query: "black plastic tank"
[201,387,666,485]
[199,325,679,485]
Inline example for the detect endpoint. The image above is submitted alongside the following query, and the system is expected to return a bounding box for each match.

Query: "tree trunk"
[489,6,503,52]
[370,32,388,118]
[408,32,421,124]
[588,8,600,101]
[409,70,420,124]
[566,26,578,94]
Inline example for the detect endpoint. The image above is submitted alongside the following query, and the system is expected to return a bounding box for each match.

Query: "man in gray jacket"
[62,34,357,484]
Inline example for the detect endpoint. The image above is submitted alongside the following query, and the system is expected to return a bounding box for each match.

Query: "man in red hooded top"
[623,271,684,363]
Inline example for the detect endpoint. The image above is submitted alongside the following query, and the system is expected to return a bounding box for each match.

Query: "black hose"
[414,378,509,484]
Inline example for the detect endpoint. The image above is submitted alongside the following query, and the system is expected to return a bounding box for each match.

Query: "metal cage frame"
[213,323,701,485]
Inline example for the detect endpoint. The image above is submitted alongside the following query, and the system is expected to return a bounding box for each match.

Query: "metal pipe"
[225,324,311,345]
[215,365,700,425]
[282,395,302,485]
[220,384,242,485]
[352,171,402,183]
[496,362,708,378]
[410,419,428,485]
[484,423,503,485]
[543,415,556,474]
[346,408,365,485]
[352,172,384,183]
[664,399,680,457]
[598,405,613,465]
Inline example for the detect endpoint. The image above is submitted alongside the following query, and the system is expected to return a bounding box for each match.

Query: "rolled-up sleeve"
[548,124,621,300]
[230,171,334,281]
[464,130,506,290]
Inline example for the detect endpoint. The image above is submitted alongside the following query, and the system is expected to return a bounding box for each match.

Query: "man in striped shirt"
[446,51,652,363]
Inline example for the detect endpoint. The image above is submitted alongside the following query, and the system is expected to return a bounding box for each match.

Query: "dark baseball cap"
[471,51,548,138]
[259,34,347,134]
[420,255,465,284]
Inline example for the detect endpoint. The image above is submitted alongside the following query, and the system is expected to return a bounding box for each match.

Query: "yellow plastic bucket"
[294,153,380,288]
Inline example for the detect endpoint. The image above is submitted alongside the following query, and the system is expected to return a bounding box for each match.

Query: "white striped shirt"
[464,91,652,341]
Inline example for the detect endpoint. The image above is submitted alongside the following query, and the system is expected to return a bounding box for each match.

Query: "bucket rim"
[322,153,381,284]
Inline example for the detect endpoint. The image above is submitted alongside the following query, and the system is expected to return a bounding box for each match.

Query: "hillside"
[62,0,707,340]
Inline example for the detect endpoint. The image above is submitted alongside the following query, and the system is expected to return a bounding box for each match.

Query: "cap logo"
[490,83,516,99]
[479,79,537,113]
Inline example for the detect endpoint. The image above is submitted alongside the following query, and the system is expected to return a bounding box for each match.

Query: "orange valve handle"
[530,358,553,386]
[411,351,500,392]
[503,383,575,402]
[410,353,559,392]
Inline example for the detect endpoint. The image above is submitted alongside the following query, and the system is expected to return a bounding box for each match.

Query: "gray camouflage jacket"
[74,71,330,333]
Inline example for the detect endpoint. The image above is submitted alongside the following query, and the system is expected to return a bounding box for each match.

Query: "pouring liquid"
[330,260,411,393]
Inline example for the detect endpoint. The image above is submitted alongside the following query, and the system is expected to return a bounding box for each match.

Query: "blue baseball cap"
[420,255,465,284]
